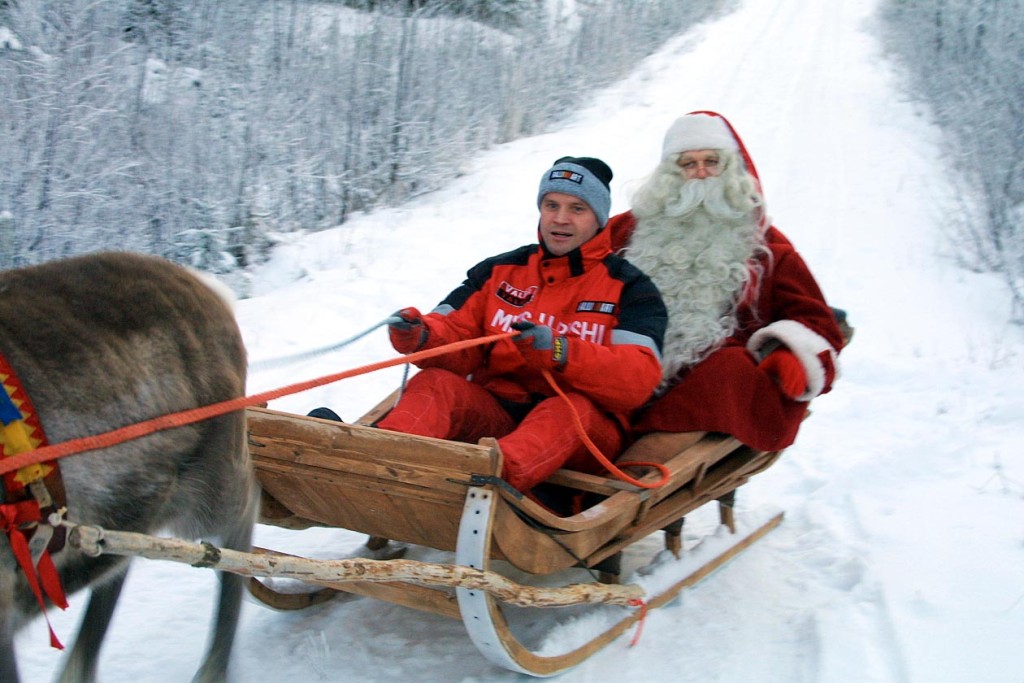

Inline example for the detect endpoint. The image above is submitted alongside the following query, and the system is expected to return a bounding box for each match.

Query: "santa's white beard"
[625,175,765,384]
[661,172,744,222]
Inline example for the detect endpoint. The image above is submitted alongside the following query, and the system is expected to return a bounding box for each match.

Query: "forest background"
[0,0,1022,322]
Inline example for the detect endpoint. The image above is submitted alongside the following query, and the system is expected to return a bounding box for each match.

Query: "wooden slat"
[641,434,742,507]
[256,463,469,550]
[248,407,499,549]
[543,469,644,495]
[249,409,493,481]
[542,433,740,505]
[253,455,466,506]
[543,445,779,568]
[619,430,707,463]
[253,466,473,539]
[593,447,782,562]
[489,494,642,574]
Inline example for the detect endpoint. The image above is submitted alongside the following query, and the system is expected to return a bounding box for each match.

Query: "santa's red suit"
[609,112,843,451]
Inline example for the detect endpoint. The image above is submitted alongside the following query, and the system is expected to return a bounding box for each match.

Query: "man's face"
[676,150,722,180]
[539,192,601,256]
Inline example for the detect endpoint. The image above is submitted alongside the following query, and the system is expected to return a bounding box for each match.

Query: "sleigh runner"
[243,394,789,676]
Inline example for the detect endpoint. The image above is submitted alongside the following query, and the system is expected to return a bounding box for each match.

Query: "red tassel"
[1,501,66,649]
[37,550,69,610]
[628,598,648,647]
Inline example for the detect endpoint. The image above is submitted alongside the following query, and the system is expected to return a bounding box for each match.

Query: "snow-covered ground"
[16,0,1024,681]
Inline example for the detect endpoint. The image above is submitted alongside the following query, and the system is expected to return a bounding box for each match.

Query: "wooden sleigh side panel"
[249,406,650,572]
[248,407,501,552]
[486,434,782,574]
[248,405,776,576]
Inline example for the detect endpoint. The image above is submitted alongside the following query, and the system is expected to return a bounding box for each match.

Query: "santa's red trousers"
[376,368,621,492]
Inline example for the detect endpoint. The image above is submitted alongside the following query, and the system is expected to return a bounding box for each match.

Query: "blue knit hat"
[536,156,613,228]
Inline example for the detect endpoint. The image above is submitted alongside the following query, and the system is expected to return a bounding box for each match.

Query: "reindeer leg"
[191,573,246,683]
[57,568,129,683]
[192,419,257,683]
[192,518,253,683]
[1,603,22,683]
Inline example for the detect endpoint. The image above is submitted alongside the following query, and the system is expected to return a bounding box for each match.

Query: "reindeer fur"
[0,252,257,683]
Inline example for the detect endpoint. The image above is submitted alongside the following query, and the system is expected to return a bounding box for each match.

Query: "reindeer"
[0,252,257,682]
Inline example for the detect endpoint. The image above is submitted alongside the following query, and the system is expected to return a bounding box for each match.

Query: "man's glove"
[388,307,428,354]
[758,348,807,399]
[512,321,568,369]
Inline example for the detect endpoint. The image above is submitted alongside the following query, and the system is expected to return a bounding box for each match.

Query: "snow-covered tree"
[880,0,1024,321]
[0,0,728,276]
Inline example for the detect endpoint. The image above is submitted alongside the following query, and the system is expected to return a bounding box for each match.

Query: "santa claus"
[608,111,844,451]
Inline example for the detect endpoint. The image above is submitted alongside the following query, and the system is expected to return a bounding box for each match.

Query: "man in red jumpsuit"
[609,112,843,451]
[372,156,668,493]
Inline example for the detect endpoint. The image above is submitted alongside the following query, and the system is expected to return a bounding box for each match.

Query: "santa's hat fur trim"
[662,113,740,160]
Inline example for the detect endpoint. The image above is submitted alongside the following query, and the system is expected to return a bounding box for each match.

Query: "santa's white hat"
[661,113,740,160]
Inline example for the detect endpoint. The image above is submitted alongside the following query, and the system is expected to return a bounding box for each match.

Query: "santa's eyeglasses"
[675,155,720,174]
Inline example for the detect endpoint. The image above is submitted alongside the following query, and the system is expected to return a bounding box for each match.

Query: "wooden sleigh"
[245,390,791,676]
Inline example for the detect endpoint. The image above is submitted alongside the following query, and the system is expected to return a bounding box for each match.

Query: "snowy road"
[17,0,1024,681]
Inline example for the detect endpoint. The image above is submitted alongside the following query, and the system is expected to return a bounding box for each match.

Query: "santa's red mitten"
[758,348,807,399]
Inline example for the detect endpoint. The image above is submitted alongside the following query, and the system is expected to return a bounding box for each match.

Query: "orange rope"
[0,332,515,478]
[540,369,670,489]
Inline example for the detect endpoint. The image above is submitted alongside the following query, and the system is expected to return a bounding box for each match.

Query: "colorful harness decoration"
[0,353,68,649]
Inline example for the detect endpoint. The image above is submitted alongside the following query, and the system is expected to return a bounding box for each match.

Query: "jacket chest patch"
[577,300,616,315]
[496,281,537,308]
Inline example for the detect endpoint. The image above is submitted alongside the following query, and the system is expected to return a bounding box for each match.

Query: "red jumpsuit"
[377,226,667,491]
